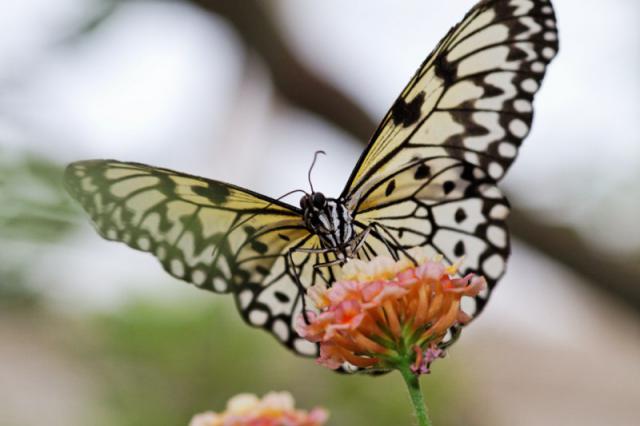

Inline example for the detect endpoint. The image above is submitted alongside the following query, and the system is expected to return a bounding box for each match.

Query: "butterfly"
[65,0,558,358]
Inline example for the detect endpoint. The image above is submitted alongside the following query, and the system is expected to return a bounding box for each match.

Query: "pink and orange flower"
[295,249,486,373]
[189,391,328,426]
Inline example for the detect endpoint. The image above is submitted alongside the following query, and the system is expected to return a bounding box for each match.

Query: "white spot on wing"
[489,162,504,179]
[482,254,505,279]
[473,167,486,180]
[137,237,150,250]
[487,225,508,248]
[191,269,206,286]
[170,259,185,277]
[479,184,502,199]
[465,152,480,165]
[542,47,556,59]
[509,119,529,138]
[273,319,290,342]
[213,277,228,292]
[238,290,252,308]
[521,78,539,93]
[514,99,532,113]
[294,338,317,356]
[489,204,509,220]
[249,309,268,326]
[530,62,545,73]
[499,142,517,158]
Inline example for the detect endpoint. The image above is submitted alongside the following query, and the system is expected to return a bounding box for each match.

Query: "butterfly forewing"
[65,160,330,355]
[342,0,559,198]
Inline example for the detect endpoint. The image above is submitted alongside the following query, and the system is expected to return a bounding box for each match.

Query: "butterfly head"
[300,192,328,231]
[300,192,326,210]
[300,192,354,250]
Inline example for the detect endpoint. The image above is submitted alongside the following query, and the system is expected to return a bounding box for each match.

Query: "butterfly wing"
[344,0,558,319]
[351,156,510,319]
[342,0,558,198]
[65,160,339,355]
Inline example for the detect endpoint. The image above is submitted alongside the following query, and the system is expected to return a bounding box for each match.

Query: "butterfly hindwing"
[64,160,333,355]
[234,228,342,355]
[352,157,510,318]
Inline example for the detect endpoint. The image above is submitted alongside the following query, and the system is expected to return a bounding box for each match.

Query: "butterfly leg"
[313,257,344,268]
[291,245,345,269]
[368,221,417,265]
[349,224,375,257]
[304,228,378,269]
[287,246,337,324]
[295,246,335,254]
[353,222,400,261]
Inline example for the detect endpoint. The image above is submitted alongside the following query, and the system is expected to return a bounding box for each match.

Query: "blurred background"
[1,0,639,425]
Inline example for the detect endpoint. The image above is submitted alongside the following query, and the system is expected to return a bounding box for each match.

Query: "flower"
[189,391,328,426]
[295,249,486,373]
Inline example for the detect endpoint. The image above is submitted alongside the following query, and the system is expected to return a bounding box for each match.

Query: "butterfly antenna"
[308,150,326,193]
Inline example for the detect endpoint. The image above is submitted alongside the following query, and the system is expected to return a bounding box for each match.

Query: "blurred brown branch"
[190,0,640,311]
[192,0,373,143]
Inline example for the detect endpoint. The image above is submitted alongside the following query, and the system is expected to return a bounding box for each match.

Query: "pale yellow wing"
[342,0,559,200]
[65,160,340,356]
[344,0,558,322]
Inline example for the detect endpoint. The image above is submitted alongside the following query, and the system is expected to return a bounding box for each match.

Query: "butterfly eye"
[312,193,326,208]
[300,195,310,209]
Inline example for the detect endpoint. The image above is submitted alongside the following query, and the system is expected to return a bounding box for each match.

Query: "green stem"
[398,364,432,426]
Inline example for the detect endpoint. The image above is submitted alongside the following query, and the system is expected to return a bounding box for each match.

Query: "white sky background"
[0,0,638,337]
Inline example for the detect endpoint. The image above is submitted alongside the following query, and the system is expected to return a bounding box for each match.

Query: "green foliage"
[84,299,463,426]
[0,152,78,242]
[0,152,80,307]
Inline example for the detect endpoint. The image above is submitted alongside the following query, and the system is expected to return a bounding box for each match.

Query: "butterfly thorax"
[300,192,355,258]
